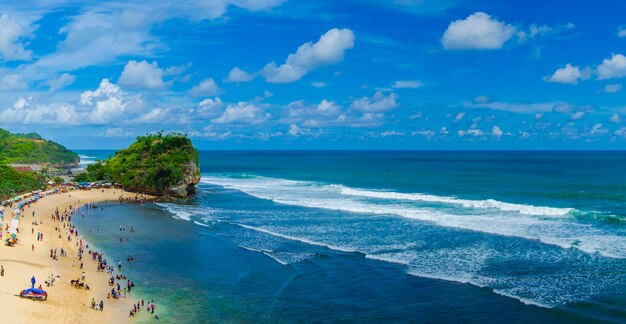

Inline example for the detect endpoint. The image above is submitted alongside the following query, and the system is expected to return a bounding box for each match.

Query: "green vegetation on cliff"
[0,164,45,199]
[76,132,200,196]
[0,128,79,166]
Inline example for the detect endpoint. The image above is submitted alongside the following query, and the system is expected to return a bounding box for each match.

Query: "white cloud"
[212,101,269,125]
[80,79,136,124]
[491,125,503,137]
[610,114,621,123]
[311,82,327,88]
[588,123,607,136]
[103,127,133,137]
[261,28,355,83]
[288,124,313,137]
[225,67,254,83]
[0,97,79,125]
[0,74,28,91]
[119,60,166,89]
[597,53,626,80]
[544,64,591,84]
[19,1,286,81]
[0,13,33,61]
[571,111,585,120]
[442,12,515,50]
[603,84,622,93]
[618,26,626,38]
[23,11,160,80]
[135,108,169,123]
[517,23,575,42]
[196,97,225,118]
[465,100,568,113]
[391,80,423,89]
[350,91,398,112]
[453,112,465,122]
[45,73,76,91]
[189,78,222,97]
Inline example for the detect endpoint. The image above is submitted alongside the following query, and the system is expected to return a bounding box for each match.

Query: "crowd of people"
[1,191,160,320]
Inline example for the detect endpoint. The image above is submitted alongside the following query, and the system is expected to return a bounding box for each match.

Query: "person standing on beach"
[1,265,4,276]
[31,276,35,288]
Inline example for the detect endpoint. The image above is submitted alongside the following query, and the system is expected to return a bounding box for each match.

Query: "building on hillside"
[9,164,43,173]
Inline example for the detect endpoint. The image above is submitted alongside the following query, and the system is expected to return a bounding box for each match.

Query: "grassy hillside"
[0,164,45,199]
[0,128,79,166]
[76,132,200,196]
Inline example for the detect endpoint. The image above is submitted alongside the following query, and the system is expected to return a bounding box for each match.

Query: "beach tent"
[20,287,47,300]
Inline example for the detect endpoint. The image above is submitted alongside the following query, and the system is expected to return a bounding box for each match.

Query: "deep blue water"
[73,150,626,323]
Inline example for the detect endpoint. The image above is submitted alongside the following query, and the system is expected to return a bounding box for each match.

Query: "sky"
[0,0,626,149]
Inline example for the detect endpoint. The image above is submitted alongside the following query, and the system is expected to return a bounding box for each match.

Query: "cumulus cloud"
[597,53,626,80]
[544,64,591,84]
[261,28,355,83]
[189,78,222,97]
[45,73,76,91]
[491,125,503,137]
[350,91,398,112]
[0,13,33,61]
[453,112,465,122]
[442,12,573,50]
[618,26,626,38]
[225,67,254,83]
[212,101,269,125]
[0,97,79,125]
[391,80,423,89]
[442,12,515,50]
[119,60,166,89]
[80,78,137,124]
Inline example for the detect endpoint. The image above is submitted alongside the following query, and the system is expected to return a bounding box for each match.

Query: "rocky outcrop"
[164,160,201,197]
[75,133,201,198]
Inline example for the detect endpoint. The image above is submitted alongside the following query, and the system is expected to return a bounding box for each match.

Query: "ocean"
[72,150,626,323]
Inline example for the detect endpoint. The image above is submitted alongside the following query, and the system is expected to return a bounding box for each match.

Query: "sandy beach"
[0,188,156,323]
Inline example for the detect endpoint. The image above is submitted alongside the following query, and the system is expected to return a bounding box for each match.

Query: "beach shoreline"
[0,188,157,323]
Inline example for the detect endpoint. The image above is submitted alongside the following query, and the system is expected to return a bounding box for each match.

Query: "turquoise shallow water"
[73,151,626,323]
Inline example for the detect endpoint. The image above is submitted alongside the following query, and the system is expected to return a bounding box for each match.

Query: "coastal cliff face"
[164,160,201,197]
[77,133,201,197]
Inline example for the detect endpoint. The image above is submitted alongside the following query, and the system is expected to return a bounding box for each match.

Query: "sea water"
[72,151,626,323]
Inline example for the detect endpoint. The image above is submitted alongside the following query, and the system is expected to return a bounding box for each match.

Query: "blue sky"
[0,0,626,149]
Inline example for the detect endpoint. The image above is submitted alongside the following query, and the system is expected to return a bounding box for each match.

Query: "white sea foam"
[78,154,97,166]
[233,223,358,254]
[200,175,626,259]
[193,221,211,228]
[337,186,573,216]
[157,203,198,221]
[262,252,289,265]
